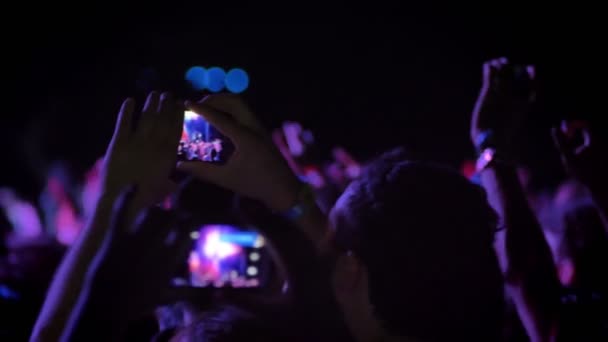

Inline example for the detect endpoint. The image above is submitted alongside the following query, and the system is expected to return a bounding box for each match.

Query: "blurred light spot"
[225,68,249,93]
[220,231,259,247]
[0,285,19,300]
[188,251,200,272]
[246,266,258,276]
[253,236,265,248]
[203,229,240,259]
[460,160,476,180]
[184,110,199,121]
[185,66,207,90]
[190,231,200,240]
[249,252,260,262]
[205,67,226,92]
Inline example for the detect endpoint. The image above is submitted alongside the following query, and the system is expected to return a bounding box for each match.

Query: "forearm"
[481,164,555,272]
[480,164,559,341]
[31,191,119,342]
[268,181,331,255]
[292,204,332,255]
[60,284,127,342]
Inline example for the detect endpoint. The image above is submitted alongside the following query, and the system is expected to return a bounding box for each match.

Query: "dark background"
[2,5,604,200]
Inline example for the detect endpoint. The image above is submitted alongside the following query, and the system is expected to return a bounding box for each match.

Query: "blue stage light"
[205,67,226,92]
[185,66,207,90]
[225,68,249,93]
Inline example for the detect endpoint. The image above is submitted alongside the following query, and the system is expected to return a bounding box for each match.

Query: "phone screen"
[187,224,268,288]
[177,110,233,163]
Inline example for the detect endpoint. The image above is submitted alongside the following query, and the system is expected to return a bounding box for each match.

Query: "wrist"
[265,177,303,212]
[278,185,330,254]
[475,147,517,175]
[472,129,495,152]
[278,184,316,221]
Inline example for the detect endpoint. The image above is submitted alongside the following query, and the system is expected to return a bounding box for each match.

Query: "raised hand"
[177,95,301,211]
[470,58,561,342]
[273,122,327,189]
[31,92,184,342]
[471,58,536,154]
[0,188,43,239]
[552,120,606,188]
[102,92,183,207]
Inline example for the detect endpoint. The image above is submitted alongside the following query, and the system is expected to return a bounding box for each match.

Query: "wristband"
[475,147,498,173]
[474,130,496,153]
[300,165,326,189]
[280,184,316,221]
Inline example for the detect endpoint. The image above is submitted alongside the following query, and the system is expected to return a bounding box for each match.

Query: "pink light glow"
[202,229,241,259]
[189,251,200,271]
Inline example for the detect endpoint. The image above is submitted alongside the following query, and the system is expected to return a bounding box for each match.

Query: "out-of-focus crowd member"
[273,121,361,213]
[0,188,43,239]
[0,233,64,341]
[39,163,84,245]
[0,185,67,340]
[556,201,608,341]
[551,118,608,340]
[552,119,608,230]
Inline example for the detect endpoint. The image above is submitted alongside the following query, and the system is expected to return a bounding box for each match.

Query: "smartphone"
[177,110,234,163]
[187,224,269,288]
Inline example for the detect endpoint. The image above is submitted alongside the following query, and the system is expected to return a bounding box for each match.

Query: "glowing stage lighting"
[205,67,226,92]
[225,68,249,93]
[249,252,261,262]
[246,266,258,276]
[185,66,249,93]
[219,231,260,247]
[185,66,207,90]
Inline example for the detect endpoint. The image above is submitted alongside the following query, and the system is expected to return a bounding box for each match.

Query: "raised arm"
[31,92,183,341]
[61,187,192,341]
[471,58,560,342]
[553,120,608,230]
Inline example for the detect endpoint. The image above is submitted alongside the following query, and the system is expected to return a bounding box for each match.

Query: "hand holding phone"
[176,95,302,212]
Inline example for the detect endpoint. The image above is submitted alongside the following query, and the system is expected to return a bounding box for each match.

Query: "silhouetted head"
[330,150,503,341]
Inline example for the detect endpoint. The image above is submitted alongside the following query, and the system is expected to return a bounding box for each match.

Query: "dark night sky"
[2,5,604,199]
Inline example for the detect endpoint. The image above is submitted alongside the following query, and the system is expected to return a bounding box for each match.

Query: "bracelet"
[280,184,317,221]
[474,130,495,153]
[475,147,498,173]
[299,166,326,189]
